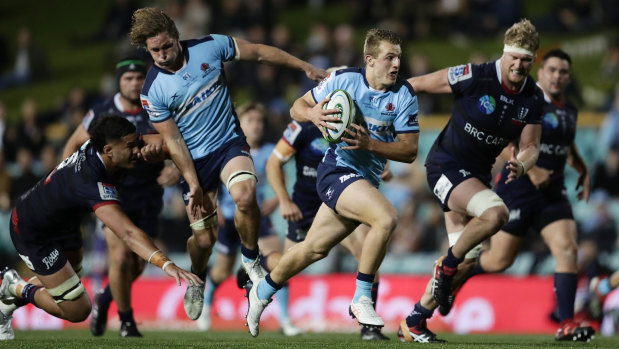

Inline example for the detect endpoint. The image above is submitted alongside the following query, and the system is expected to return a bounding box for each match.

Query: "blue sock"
[371,282,379,309]
[256,274,281,300]
[99,285,113,306]
[406,302,433,327]
[353,272,374,303]
[241,245,259,263]
[442,246,464,269]
[118,308,135,323]
[204,274,218,306]
[276,284,290,320]
[599,277,612,296]
[555,272,577,322]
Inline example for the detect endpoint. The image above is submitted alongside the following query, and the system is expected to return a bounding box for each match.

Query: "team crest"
[97,182,119,201]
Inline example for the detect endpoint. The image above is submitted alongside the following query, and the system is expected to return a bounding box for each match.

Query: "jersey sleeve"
[211,34,236,62]
[282,121,305,149]
[447,63,477,95]
[526,87,545,125]
[86,181,121,211]
[394,92,420,134]
[140,87,171,123]
[311,71,338,103]
[82,108,96,131]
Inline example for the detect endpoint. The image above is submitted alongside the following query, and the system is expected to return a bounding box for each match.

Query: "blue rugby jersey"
[311,68,419,186]
[218,143,276,219]
[426,60,544,174]
[13,142,120,236]
[140,34,241,160]
[82,93,163,209]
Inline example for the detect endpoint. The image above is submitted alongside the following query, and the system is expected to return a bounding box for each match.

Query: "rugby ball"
[321,89,356,143]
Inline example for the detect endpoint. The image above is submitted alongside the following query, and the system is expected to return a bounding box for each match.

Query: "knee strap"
[73,262,84,278]
[226,170,257,190]
[190,209,218,231]
[466,189,506,218]
[47,274,85,303]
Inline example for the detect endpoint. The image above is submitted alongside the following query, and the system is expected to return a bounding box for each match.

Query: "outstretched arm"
[407,68,452,94]
[234,37,327,82]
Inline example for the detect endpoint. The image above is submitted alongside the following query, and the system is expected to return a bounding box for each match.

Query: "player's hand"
[341,123,371,151]
[526,166,553,189]
[163,263,204,287]
[505,147,525,184]
[311,97,340,137]
[157,166,181,187]
[280,199,303,222]
[306,66,328,82]
[575,169,590,202]
[139,143,168,162]
[188,185,207,220]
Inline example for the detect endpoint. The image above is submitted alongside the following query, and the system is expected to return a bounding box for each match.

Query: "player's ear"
[102,143,113,156]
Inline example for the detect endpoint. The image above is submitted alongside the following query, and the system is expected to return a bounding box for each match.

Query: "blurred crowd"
[0,0,618,281]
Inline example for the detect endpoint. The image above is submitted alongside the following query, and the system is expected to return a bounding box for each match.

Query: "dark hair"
[89,116,136,153]
[116,57,147,82]
[542,49,572,66]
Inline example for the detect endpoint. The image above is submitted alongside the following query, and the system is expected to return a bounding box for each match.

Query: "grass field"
[0,330,618,349]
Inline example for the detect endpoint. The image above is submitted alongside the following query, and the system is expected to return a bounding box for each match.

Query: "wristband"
[161,261,174,272]
[518,161,526,176]
[147,249,161,264]
[149,250,171,269]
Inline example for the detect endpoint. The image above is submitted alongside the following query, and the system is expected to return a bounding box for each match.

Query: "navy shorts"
[181,137,251,205]
[316,159,363,213]
[286,199,321,242]
[425,161,492,212]
[495,175,573,236]
[10,209,82,276]
[214,216,276,256]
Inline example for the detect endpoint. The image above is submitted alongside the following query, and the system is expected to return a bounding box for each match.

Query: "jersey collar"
[113,93,142,115]
[537,82,564,108]
[495,59,527,95]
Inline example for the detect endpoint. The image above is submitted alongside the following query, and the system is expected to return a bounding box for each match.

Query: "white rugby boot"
[0,300,16,340]
[196,304,211,331]
[280,317,301,336]
[183,284,205,320]
[241,257,267,283]
[0,269,21,303]
[245,279,271,337]
[349,295,384,327]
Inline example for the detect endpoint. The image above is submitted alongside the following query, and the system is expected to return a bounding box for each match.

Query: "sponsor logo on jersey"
[141,99,158,118]
[42,249,60,270]
[283,121,302,143]
[464,122,508,146]
[433,174,453,204]
[385,103,395,112]
[459,169,471,177]
[364,116,392,136]
[368,96,380,106]
[338,173,360,183]
[500,95,514,105]
[407,113,419,127]
[542,112,559,129]
[540,143,568,156]
[310,137,330,155]
[478,95,496,115]
[325,187,334,199]
[97,182,119,201]
[19,254,34,270]
[508,208,520,222]
[447,63,472,85]
[200,62,215,77]
[302,166,318,178]
[185,80,222,111]
[315,73,333,94]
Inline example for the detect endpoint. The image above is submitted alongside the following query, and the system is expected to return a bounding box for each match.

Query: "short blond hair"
[363,29,401,58]
[504,19,539,53]
[129,8,179,48]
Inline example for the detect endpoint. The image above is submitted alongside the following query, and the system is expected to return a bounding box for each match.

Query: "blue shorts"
[495,174,573,236]
[214,216,276,256]
[10,209,82,276]
[316,159,363,213]
[425,161,492,212]
[181,137,251,205]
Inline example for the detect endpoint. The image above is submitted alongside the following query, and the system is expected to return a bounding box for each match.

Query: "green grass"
[1,330,618,349]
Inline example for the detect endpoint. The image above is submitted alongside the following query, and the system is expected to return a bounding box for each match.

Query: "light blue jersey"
[140,34,241,160]
[311,68,419,186]
[218,143,276,219]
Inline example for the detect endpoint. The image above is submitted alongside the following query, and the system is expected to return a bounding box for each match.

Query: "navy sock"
[555,272,577,322]
[406,302,433,327]
[442,246,464,269]
[468,252,487,278]
[241,245,259,261]
[21,284,41,306]
[371,282,379,310]
[99,285,113,306]
[190,266,207,282]
[118,308,135,323]
[265,274,283,290]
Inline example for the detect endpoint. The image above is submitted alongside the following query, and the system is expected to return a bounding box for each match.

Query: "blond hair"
[363,29,401,58]
[504,19,539,53]
[129,8,179,48]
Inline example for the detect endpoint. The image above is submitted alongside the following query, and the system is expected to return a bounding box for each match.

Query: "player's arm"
[266,139,303,221]
[290,91,340,137]
[499,143,552,188]
[151,118,204,218]
[505,123,542,183]
[342,128,418,164]
[94,203,203,286]
[567,140,590,202]
[407,68,452,94]
[233,37,327,82]
[62,124,90,159]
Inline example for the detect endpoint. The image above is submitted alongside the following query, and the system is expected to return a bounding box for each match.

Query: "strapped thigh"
[226,170,257,190]
[47,274,85,303]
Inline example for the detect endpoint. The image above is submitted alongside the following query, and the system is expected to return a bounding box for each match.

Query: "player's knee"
[487,252,515,272]
[66,306,91,323]
[482,206,509,232]
[232,191,258,213]
[193,233,216,250]
[372,208,398,235]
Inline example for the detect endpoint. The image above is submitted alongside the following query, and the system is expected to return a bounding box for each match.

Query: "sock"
[276,284,290,320]
[118,308,135,323]
[99,285,113,307]
[21,284,42,306]
[598,277,612,296]
[468,252,487,278]
[555,272,577,322]
[190,266,207,282]
[406,302,433,327]
[256,274,281,300]
[204,274,218,306]
[241,245,259,263]
[353,272,374,303]
[442,246,464,269]
[371,282,379,309]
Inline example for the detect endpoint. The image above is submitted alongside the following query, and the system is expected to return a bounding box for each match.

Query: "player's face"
[537,57,570,100]
[146,32,181,71]
[239,109,264,145]
[501,51,535,88]
[119,71,145,103]
[367,41,401,90]
[108,133,140,170]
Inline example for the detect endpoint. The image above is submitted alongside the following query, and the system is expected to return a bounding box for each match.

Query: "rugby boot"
[0,300,16,340]
[280,317,301,336]
[361,325,389,340]
[554,320,595,342]
[241,257,267,283]
[245,279,272,337]
[119,321,143,338]
[397,319,446,343]
[236,267,250,289]
[90,290,109,336]
[196,304,211,331]
[0,268,20,302]
[588,276,606,320]
[349,295,384,327]
[431,256,457,310]
[438,284,462,316]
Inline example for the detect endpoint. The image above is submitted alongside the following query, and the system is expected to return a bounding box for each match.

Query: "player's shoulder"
[183,35,216,49]
[395,76,416,97]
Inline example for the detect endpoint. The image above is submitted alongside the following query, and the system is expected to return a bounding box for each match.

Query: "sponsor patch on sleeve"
[315,72,333,94]
[141,98,158,118]
[97,182,120,201]
[433,174,453,204]
[407,113,419,127]
[447,63,472,85]
[283,121,302,144]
